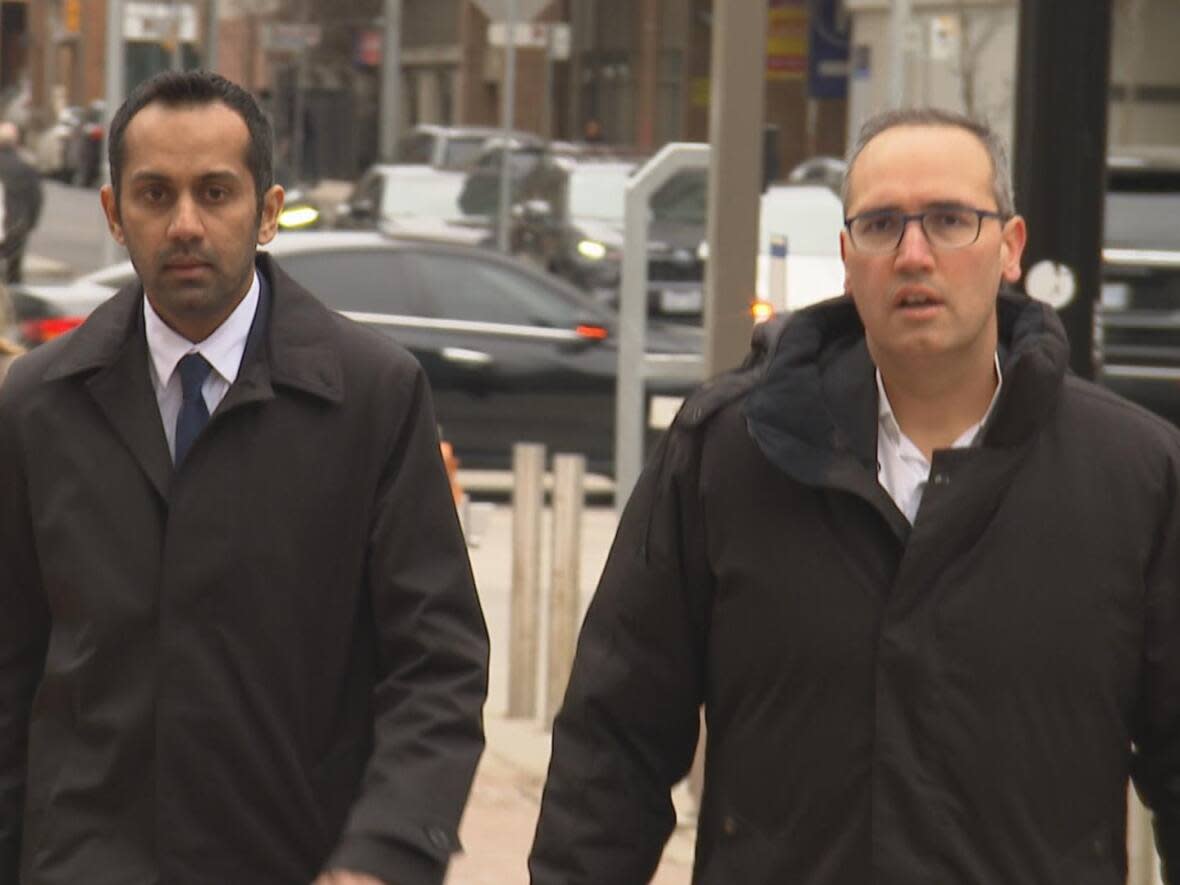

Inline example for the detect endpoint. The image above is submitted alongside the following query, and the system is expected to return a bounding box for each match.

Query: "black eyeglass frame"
[843,206,1010,253]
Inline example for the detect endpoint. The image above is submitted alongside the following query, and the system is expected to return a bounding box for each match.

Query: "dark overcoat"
[0,254,489,885]
[530,293,1180,884]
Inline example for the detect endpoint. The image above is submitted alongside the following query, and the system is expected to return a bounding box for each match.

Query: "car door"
[400,248,619,471]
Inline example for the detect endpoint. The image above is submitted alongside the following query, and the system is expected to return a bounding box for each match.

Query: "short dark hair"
[108,70,273,212]
[842,107,1015,218]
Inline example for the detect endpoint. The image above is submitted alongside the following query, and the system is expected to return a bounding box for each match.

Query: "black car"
[1094,149,1180,425]
[10,232,701,474]
[509,155,709,320]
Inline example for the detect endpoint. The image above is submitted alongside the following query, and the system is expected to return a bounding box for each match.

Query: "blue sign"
[808,0,851,99]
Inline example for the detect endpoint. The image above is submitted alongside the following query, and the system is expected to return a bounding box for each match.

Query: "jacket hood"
[744,290,1071,488]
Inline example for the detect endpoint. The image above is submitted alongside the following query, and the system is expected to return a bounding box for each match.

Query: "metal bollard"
[545,453,585,726]
[508,442,545,719]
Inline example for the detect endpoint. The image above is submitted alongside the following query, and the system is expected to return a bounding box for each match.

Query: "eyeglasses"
[843,206,1008,254]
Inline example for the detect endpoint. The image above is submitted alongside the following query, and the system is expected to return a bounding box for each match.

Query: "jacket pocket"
[1056,824,1124,885]
[698,811,775,885]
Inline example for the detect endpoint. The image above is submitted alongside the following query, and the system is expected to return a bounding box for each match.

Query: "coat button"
[1092,837,1106,858]
[721,815,739,836]
[932,472,949,485]
[427,827,450,850]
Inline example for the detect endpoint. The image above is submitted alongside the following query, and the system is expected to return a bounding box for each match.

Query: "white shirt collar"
[144,270,260,388]
[876,352,1004,452]
[875,353,1003,524]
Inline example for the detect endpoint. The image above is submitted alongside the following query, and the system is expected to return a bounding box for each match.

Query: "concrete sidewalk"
[447,503,697,884]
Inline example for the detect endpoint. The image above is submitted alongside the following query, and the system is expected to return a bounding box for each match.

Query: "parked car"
[394,124,544,171]
[334,164,488,244]
[11,231,701,473]
[508,154,710,319]
[64,100,105,187]
[32,105,83,180]
[1094,147,1180,425]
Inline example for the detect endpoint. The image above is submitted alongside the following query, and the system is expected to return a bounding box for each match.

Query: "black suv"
[1095,149,1180,425]
[509,155,709,320]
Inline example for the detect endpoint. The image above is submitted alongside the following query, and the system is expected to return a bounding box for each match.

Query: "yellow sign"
[767,0,808,82]
[64,0,83,34]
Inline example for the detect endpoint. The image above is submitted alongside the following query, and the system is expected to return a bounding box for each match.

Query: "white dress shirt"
[876,353,1003,524]
[144,271,261,462]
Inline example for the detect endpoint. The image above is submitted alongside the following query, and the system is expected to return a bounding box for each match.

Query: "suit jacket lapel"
[69,297,174,501]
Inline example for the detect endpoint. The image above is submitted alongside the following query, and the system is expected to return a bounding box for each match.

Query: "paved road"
[28,179,115,277]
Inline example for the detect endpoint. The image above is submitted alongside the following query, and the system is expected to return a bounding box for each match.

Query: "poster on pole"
[766,0,808,82]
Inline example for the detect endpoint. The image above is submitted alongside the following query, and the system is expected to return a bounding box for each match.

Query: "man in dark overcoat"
[530,109,1180,883]
[0,70,488,885]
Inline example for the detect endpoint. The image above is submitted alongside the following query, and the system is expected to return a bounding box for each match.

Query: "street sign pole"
[703,0,766,376]
[379,0,403,162]
[496,0,518,252]
[101,0,126,267]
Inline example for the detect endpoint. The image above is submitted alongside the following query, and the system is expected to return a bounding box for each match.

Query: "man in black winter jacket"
[529,108,1180,884]
[0,122,43,283]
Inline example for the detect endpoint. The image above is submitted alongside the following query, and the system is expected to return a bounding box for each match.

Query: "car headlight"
[279,205,320,229]
[577,239,609,261]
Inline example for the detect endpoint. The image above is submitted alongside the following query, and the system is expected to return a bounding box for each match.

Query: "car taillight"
[85,124,103,141]
[575,323,609,341]
[20,316,84,345]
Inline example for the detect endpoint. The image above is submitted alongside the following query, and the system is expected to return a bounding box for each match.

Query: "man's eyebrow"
[127,169,244,184]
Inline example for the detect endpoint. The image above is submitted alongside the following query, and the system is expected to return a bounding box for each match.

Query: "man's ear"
[1000,214,1028,284]
[99,185,126,246]
[257,185,285,246]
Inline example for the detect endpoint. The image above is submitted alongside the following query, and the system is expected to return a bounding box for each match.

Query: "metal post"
[1012,0,1112,381]
[291,0,311,185]
[616,143,709,507]
[497,0,518,252]
[101,0,125,268]
[170,0,183,72]
[888,0,912,107]
[702,0,766,376]
[542,29,554,140]
[508,442,545,719]
[379,0,403,162]
[205,0,219,71]
[545,453,584,726]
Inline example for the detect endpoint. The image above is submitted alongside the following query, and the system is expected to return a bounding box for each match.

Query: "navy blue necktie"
[175,353,212,465]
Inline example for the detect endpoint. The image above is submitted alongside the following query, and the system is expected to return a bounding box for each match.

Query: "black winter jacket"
[530,292,1180,884]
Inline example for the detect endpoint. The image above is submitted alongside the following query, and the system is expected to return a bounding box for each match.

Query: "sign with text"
[124,2,198,43]
[766,0,807,82]
[261,23,322,53]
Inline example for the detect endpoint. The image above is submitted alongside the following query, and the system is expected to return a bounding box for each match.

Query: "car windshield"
[651,169,707,224]
[380,175,465,220]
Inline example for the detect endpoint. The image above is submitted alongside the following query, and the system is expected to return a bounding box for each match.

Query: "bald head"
[0,122,19,148]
